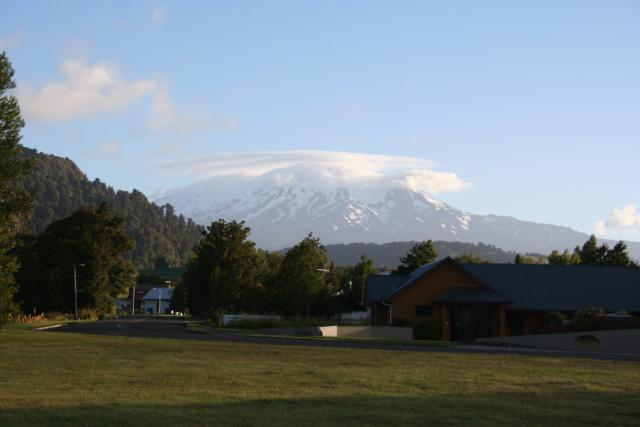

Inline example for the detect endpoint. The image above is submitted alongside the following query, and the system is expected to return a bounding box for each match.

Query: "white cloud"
[18,58,235,134]
[596,204,640,237]
[151,4,166,24]
[148,86,239,134]
[160,151,471,198]
[18,59,156,122]
[0,32,23,50]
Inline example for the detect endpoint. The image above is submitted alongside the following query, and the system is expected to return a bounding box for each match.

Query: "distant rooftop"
[142,287,174,301]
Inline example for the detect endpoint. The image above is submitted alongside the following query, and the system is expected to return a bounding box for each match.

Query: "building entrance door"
[449,305,492,341]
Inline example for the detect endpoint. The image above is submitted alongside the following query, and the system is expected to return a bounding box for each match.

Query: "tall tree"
[273,234,329,316]
[182,219,260,317]
[605,241,634,266]
[17,204,136,315]
[0,52,31,327]
[580,235,608,265]
[395,240,437,274]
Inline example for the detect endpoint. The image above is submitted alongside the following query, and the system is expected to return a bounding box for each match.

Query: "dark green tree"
[273,234,329,316]
[580,235,608,265]
[395,240,437,274]
[252,249,284,312]
[182,219,260,317]
[549,235,636,267]
[17,204,136,315]
[0,52,31,327]
[170,282,188,313]
[605,241,635,266]
[154,256,170,269]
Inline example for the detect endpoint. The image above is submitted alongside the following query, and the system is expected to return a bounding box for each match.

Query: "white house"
[142,287,174,314]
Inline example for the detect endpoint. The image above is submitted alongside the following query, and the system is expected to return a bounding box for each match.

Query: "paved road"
[51,316,640,361]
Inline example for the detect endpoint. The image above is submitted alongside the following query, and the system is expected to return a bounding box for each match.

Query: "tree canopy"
[17,204,137,315]
[273,234,329,316]
[548,235,636,267]
[16,147,203,267]
[0,52,31,326]
[395,240,437,274]
[182,219,260,317]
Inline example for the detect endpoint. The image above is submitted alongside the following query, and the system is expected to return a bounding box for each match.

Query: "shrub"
[414,320,439,340]
[45,312,69,321]
[78,308,99,320]
[539,309,640,333]
[12,313,45,324]
[572,306,604,320]
[543,311,567,327]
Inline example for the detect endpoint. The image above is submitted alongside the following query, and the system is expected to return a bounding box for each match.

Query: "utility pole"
[73,264,84,320]
[131,283,136,316]
[73,265,78,320]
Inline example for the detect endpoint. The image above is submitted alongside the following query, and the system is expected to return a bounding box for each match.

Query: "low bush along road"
[0,325,639,426]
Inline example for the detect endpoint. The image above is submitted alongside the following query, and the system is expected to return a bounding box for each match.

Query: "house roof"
[142,287,174,301]
[366,274,408,304]
[378,258,453,301]
[461,263,640,312]
[367,257,640,312]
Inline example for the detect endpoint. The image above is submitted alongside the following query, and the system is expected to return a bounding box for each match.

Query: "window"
[415,305,432,316]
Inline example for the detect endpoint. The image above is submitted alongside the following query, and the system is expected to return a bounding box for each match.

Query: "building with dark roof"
[367,257,640,341]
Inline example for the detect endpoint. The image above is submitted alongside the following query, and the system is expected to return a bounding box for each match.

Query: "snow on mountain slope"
[157,182,603,255]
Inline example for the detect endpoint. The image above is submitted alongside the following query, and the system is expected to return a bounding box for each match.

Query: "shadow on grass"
[1,392,639,427]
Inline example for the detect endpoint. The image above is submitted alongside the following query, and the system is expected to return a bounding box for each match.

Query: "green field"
[1,329,639,426]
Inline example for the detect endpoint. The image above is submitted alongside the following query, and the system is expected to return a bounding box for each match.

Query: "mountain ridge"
[159,179,640,259]
[16,147,204,267]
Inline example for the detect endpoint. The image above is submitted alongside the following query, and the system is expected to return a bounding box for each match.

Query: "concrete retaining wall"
[321,325,413,340]
[478,329,640,354]
[260,325,413,340]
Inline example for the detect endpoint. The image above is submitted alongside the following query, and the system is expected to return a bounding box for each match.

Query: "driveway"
[51,316,640,361]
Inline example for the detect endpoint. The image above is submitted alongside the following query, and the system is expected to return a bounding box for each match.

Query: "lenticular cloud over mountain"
[160,150,471,198]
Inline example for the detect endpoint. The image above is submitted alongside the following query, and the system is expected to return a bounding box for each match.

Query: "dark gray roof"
[460,263,640,312]
[366,274,407,304]
[378,258,454,301]
[435,287,511,304]
[367,258,640,313]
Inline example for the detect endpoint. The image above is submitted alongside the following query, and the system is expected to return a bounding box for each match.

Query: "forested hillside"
[324,241,529,268]
[16,147,203,267]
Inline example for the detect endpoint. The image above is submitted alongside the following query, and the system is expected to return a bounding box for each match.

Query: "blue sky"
[2,0,640,240]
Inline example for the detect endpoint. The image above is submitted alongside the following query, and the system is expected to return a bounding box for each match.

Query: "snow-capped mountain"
[157,181,632,256]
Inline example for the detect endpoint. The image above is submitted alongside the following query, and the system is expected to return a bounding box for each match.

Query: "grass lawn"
[1,329,639,426]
